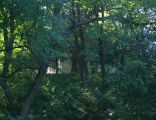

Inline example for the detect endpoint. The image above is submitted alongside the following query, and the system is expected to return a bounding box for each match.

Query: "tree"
[0,0,156,119]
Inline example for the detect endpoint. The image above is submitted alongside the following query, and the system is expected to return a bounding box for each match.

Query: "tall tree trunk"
[96,5,107,91]
[76,3,88,81]
[70,0,80,74]
[53,1,62,74]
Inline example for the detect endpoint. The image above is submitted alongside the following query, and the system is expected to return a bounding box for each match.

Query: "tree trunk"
[71,34,79,73]
[77,3,88,81]
[70,0,80,74]
[20,64,48,118]
[96,5,107,91]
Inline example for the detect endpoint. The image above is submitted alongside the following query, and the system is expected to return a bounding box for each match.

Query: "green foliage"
[26,74,114,120]
[0,0,156,120]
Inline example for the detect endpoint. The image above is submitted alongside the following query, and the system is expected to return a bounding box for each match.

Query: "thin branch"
[70,15,156,29]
